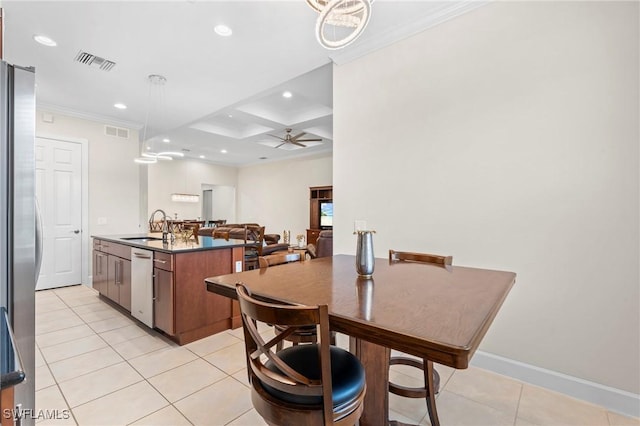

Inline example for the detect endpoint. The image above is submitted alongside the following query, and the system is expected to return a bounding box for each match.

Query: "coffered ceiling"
[2,1,483,166]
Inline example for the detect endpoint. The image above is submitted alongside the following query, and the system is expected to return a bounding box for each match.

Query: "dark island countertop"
[92,233,252,254]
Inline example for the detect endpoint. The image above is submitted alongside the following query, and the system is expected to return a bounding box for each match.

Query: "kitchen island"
[92,234,247,345]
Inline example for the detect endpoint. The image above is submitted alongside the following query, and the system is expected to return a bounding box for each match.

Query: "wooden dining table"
[205,254,516,426]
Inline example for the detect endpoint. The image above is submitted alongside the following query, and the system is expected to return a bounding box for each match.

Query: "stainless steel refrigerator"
[0,60,38,425]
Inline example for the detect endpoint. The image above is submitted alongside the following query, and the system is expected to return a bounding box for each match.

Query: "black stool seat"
[263,345,365,406]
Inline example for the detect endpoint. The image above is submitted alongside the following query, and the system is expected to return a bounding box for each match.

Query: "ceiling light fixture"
[157,151,185,157]
[134,157,156,164]
[282,91,292,98]
[114,103,127,109]
[307,0,373,50]
[171,193,200,203]
[33,34,57,47]
[214,24,233,37]
[220,149,227,154]
[162,138,170,143]
[199,155,205,159]
[134,74,169,164]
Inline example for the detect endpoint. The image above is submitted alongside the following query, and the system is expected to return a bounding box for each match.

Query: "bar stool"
[388,250,453,426]
[236,283,366,425]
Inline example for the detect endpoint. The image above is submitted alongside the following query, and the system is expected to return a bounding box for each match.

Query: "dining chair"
[182,222,200,241]
[257,253,335,352]
[258,252,301,268]
[387,249,453,426]
[235,283,366,426]
[244,225,265,270]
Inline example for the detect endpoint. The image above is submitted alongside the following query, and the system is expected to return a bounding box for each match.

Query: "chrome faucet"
[149,209,174,243]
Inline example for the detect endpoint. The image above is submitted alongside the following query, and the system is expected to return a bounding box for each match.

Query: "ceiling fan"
[267,128,322,149]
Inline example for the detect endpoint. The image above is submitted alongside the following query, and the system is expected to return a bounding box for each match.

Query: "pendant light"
[307,0,373,50]
[134,74,178,164]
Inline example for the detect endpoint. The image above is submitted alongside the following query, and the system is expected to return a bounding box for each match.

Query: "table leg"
[425,360,441,426]
[353,338,391,426]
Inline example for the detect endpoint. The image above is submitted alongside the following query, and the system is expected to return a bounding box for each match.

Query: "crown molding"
[37,102,144,130]
[329,0,489,66]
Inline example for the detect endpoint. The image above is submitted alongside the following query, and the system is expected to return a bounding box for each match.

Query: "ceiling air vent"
[74,51,116,71]
[105,125,129,139]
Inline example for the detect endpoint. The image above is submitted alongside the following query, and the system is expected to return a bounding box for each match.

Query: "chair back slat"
[258,252,301,268]
[389,250,453,266]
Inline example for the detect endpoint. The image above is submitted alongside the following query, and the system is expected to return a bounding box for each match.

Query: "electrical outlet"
[354,220,367,232]
[235,260,243,273]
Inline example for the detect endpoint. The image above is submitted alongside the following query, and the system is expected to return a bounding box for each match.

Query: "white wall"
[147,159,237,221]
[237,154,332,239]
[36,110,141,236]
[333,1,639,395]
[202,184,237,224]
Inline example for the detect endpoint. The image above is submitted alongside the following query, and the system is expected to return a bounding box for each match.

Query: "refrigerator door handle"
[35,197,43,283]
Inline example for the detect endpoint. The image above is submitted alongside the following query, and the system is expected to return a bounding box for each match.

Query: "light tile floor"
[34,285,639,426]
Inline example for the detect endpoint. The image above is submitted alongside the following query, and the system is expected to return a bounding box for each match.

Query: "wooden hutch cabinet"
[307,185,332,246]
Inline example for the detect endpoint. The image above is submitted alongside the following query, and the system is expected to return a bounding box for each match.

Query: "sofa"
[307,230,333,258]
[198,223,288,256]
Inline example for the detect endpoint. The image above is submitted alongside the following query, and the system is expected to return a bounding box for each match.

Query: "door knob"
[73,230,80,234]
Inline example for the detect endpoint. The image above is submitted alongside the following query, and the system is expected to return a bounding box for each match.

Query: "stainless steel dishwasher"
[131,249,154,327]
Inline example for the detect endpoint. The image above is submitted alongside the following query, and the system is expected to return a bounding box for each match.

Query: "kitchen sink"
[120,236,163,242]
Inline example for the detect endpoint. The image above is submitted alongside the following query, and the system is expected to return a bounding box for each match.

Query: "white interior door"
[35,137,82,290]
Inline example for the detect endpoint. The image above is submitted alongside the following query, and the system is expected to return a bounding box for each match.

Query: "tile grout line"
[36,341,81,426]
[40,288,166,423]
[55,287,246,424]
[513,382,524,426]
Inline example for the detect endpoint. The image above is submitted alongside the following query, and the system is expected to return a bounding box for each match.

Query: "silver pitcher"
[355,230,376,278]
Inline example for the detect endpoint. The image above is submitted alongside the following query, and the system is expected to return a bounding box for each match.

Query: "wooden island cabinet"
[92,235,246,345]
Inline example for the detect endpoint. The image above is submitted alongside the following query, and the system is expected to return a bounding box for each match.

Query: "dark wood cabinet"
[306,229,322,246]
[153,267,174,335]
[308,185,332,245]
[119,258,131,311]
[106,255,119,303]
[92,251,108,295]
[93,239,131,311]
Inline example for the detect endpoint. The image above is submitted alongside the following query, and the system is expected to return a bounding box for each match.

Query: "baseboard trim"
[471,351,640,418]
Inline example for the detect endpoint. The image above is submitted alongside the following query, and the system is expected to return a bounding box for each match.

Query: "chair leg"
[424,360,440,426]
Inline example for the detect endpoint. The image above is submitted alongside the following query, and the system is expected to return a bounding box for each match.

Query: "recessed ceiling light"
[282,91,292,98]
[113,103,127,110]
[146,146,151,150]
[199,155,205,159]
[33,35,57,47]
[162,138,170,143]
[227,114,233,118]
[214,25,233,37]
[220,149,227,154]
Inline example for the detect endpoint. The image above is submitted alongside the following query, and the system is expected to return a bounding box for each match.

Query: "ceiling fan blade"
[275,142,286,148]
[291,132,306,141]
[268,134,286,141]
[292,141,307,147]
[295,138,322,142]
